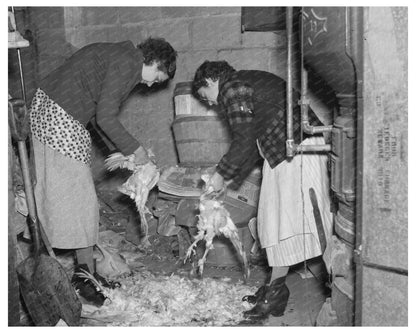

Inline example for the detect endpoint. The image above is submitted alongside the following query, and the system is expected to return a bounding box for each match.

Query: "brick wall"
[21,7,287,183]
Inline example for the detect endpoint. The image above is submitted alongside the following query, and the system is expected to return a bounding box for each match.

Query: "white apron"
[257,136,333,267]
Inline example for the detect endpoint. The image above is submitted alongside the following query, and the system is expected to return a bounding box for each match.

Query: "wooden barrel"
[173,81,216,117]
[172,116,231,165]
[174,81,217,117]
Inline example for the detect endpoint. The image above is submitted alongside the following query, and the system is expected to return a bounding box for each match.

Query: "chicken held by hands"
[105,152,159,247]
[184,174,250,282]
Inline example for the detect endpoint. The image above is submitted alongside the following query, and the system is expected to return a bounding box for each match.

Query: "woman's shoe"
[71,264,106,307]
[243,276,290,320]
[242,285,267,304]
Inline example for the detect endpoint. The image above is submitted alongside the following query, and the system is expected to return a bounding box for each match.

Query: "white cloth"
[257,136,333,267]
[33,136,99,248]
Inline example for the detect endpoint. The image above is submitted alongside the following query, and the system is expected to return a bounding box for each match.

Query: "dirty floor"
[16,186,330,326]
[97,187,330,326]
[137,239,330,327]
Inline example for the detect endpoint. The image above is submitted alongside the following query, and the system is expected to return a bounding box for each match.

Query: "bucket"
[172,116,231,165]
[174,81,217,117]
[203,224,254,267]
[224,167,262,225]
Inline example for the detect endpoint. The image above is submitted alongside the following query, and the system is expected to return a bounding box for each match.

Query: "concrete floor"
[16,228,329,326]
[264,267,329,326]
[138,242,330,327]
[15,187,330,326]
[227,258,330,327]
[95,186,331,327]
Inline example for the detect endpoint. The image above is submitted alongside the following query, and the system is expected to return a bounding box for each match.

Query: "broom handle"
[17,140,40,255]
[8,100,39,256]
[18,141,56,259]
[9,100,56,259]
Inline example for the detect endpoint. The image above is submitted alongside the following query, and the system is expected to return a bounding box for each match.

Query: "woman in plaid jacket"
[192,61,332,321]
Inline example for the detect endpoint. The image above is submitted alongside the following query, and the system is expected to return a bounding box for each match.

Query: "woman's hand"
[133,146,150,165]
[207,172,225,193]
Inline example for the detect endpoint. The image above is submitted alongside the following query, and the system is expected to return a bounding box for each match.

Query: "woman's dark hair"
[138,37,177,79]
[192,61,235,93]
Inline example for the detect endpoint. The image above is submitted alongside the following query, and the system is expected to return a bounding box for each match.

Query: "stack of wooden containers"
[171,82,231,166]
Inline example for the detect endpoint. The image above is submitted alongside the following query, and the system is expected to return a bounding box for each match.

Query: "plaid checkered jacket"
[216,70,321,183]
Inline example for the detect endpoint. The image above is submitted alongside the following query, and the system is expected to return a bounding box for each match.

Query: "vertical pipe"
[300,67,309,123]
[286,7,295,157]
[289,8,331,154]
[351,6,364,327]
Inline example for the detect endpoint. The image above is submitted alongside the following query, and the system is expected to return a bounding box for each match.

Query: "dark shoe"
[71,264,106,307]
[243,277,290,320]
[242,285,267,304]
[93,272,121,289]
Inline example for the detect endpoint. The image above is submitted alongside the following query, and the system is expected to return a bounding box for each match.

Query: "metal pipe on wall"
[296,144,331,152]
[286,7,332,156]
[300,68,333,135]
[285,7,295,157]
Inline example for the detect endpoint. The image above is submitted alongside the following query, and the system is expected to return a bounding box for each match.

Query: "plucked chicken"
[184,174,250,281]
[105,152,159,246]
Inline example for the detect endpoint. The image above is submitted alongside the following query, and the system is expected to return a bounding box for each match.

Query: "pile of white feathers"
[81,270,256,326]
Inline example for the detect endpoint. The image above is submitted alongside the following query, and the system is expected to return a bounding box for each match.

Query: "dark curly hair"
[192,61,236,94]
[138,37,177,79]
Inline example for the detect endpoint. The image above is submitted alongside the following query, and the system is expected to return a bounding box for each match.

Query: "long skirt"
[257,136,333,267]
[30,89,99,249]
